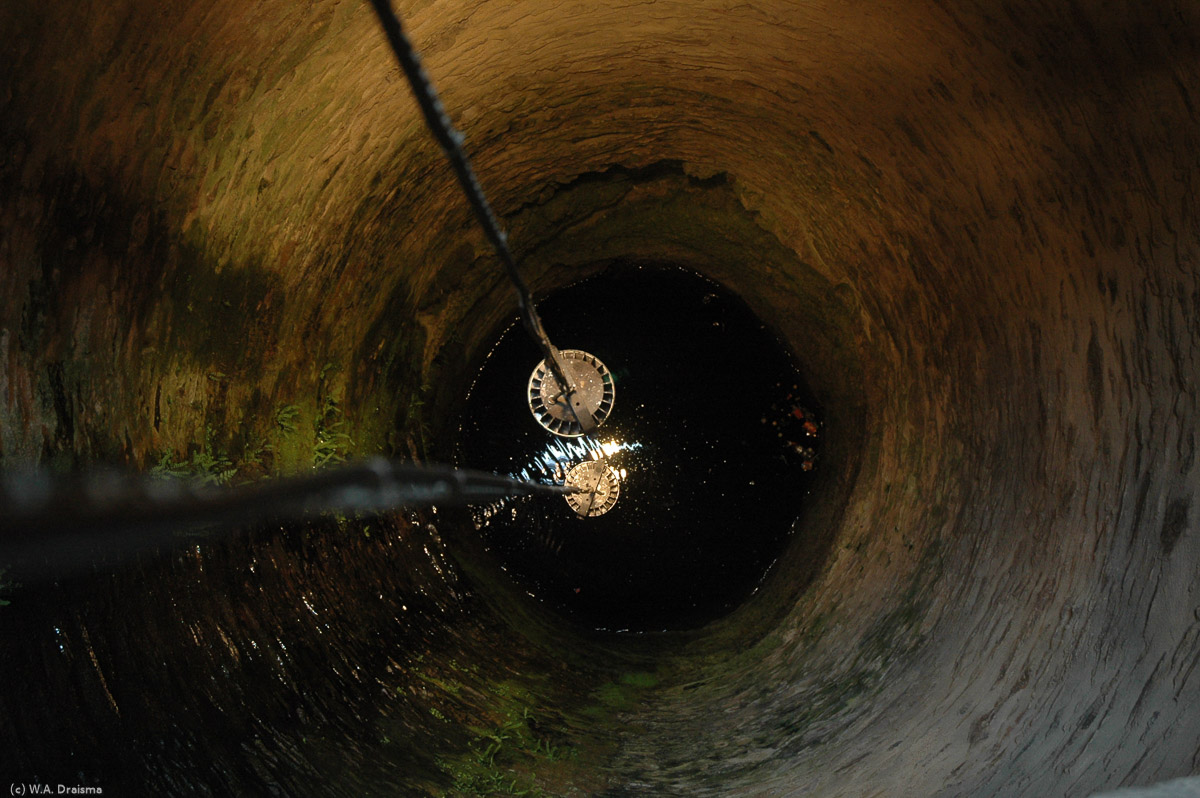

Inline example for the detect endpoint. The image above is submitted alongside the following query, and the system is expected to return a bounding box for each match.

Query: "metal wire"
[0,459,575,579]
[0,3,608,580]
[366,0,597,434]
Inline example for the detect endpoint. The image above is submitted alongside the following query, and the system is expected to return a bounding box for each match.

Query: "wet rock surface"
[1,0,1199,795]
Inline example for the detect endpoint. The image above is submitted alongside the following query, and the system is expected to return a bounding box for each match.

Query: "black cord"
[0,460,575,580]
[0,3,613,581]
[366,0,596,434]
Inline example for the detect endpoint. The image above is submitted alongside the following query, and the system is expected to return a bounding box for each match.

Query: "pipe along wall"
[1,0,1198,794]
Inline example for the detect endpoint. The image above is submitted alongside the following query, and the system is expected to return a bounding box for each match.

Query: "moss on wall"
[1,0,1199,794]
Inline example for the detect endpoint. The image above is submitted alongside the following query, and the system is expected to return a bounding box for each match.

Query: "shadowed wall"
[1,0,1198,795]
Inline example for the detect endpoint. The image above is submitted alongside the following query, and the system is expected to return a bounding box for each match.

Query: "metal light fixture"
[528,350,614,437]
[563,460,621,517]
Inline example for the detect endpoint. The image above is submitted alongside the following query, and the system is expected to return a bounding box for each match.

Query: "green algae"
[583,671,661,718]
[389,658,607,797]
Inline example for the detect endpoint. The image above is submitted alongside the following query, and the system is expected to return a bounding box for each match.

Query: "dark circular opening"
[457,263,825,632]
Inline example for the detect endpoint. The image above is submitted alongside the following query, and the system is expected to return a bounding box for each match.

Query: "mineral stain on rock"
[1087,323,1105,423]
[1,0,1199,796]
[1160,497,1190,555]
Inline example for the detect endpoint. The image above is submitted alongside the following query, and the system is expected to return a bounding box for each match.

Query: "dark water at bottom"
[458,264,820,632]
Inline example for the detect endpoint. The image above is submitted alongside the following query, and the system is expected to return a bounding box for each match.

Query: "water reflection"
[471,438,642,526]
[458,264,820,631]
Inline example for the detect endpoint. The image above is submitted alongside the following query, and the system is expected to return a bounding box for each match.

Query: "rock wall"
[1,0,1197,795]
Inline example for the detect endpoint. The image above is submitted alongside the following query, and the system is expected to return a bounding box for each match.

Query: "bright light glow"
[598,440,625,457]
[471,436,643,527]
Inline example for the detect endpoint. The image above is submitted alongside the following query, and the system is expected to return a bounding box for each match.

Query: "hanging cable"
[0,3,624,575]
[366,0,599,434]
[0,460,577,580]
